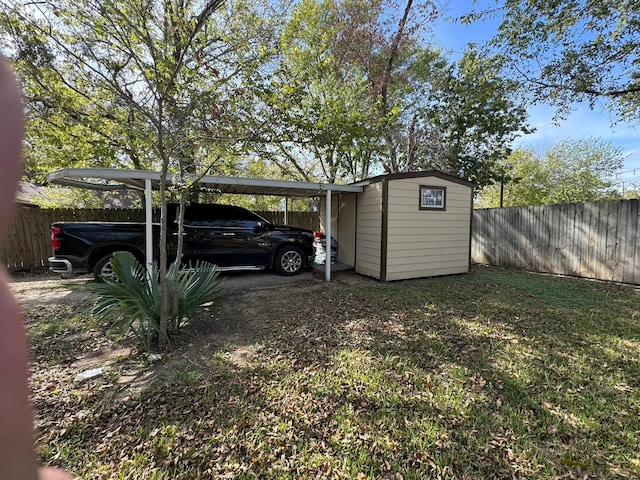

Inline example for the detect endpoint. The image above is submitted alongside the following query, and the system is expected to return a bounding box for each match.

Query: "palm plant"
[82,251,222,352]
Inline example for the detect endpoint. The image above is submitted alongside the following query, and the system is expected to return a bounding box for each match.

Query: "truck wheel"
[274,246,305,276]
[93,254,116,283]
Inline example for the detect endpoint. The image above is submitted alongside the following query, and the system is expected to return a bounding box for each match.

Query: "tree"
[0,7,155,181]
[1,0,234,349]
[1,0,280,182]
[328,1,530,188]
[252,0,383,184]
[257,0,530,188]
[415,47,531,188]
[474,0,640,120]
[478,138,624,207]
[329,0,439,175]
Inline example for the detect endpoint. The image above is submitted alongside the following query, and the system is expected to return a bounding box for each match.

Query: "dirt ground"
[10,269,370,404]
[10,271,97,306]
[9,268,366,309]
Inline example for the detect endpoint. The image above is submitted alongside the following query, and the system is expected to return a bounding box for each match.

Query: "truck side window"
[181,204,267,229]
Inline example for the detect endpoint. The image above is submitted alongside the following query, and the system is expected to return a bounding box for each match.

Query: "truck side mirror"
[255,221,267,231]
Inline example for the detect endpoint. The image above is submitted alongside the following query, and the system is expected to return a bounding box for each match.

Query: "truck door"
[216,216,271,267]
[175,205,224,266]
[179,204,271,268]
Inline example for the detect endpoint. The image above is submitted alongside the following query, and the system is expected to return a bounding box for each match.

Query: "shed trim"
[353,170,475,189]
[380,177,389,282]
[468,192,474,270]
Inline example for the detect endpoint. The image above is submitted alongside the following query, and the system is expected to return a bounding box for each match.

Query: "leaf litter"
[14,267,640,479]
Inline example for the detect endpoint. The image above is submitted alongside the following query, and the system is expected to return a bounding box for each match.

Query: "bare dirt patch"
[10,271,95,309]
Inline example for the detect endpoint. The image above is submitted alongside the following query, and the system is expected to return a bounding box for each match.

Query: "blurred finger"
[0,57,36,480]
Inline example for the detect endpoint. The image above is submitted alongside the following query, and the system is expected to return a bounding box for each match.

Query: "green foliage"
[475,0,640,120]
[256,0,529,187]
[255,0,383,183]
[478,138,624,207]
[0,0,274,181]
[0,7,154,181]
[417,48,531,188]
[81,252,222,352]
[321,0,439,177]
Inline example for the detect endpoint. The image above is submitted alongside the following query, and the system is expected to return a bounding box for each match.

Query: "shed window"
[419,185,446,210]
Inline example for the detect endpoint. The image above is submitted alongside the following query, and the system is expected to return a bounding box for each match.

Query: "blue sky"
[431,1,640,188]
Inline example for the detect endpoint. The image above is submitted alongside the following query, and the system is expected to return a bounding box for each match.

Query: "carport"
[46,168,364,281]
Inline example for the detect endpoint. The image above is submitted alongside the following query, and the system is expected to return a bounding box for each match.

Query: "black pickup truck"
[49,204,316,281]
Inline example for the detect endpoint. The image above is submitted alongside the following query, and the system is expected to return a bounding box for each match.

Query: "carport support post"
[325,188,331,282]
[145,178,153,285]
[284,196,288,224]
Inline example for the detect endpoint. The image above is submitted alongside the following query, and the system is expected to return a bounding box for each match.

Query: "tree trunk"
[377,0,413,174]
[157,99,169,351]
[171,188,187,331]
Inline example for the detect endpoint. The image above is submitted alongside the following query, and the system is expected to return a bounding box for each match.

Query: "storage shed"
[321,171,474,281]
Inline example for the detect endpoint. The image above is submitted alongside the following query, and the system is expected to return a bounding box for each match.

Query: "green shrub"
[83,251,222,352]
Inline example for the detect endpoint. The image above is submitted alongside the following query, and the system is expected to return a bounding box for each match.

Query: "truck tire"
[274,245,305,276]
[93,254,116,283]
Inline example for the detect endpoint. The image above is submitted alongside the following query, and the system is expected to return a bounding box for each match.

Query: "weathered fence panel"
[472,199,640,284]
[2,207,319,271]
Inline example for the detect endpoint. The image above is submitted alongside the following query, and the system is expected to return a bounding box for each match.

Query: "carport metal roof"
[47,168,363,196]
[47,168,366,281]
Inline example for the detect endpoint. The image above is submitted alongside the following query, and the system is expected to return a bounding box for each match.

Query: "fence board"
[2,207,319,271]
[586,203,598,279]
[525,206,534,270]
[567,205,578,276]
[612,201,625,282]
[623,200,639,284]
[631,200,640,285]
[578,204,588,275]
[594,202,606,281]
[472,199,640,285]
[530,205,539,271]
[549,205,558,273]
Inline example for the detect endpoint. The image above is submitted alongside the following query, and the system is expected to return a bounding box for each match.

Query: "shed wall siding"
[317,194,360,268]
[337,193,356,266]
[318,195,340,239]
[355,183,383,279]
[385,178,471,281]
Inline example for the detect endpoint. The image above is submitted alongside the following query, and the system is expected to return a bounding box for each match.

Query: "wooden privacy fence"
[2,207,319,271]
[472,199,640,285]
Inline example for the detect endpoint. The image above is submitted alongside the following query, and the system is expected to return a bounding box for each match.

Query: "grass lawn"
[26,266,640,479]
